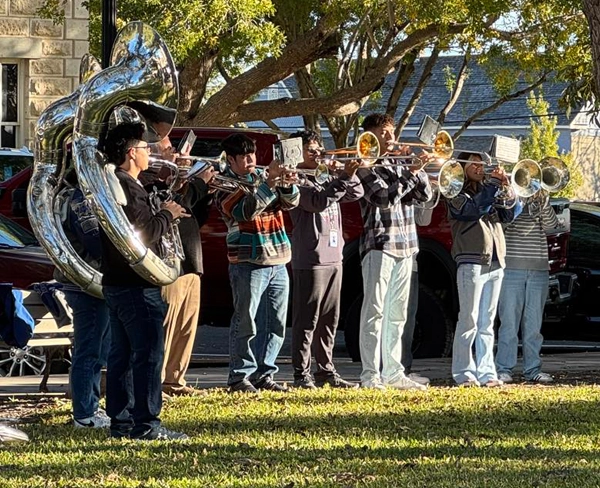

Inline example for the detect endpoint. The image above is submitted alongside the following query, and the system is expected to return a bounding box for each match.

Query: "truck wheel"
[343,284,454,362]
[412,284,454,359]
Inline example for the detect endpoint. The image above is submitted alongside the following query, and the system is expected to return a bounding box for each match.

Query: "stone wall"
[0,0,89,148]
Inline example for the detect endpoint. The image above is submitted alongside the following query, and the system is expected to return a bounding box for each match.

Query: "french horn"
[72,21,182,286]
[27,54,104,298]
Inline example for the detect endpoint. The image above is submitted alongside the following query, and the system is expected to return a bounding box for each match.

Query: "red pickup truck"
[0,127,575,359]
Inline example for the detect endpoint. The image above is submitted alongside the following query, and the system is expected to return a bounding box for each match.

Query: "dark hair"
[221,134,256,158]
[362,113,395,132]
[103,122,146,165]
[456,151,482,167]
[289,129,321,147]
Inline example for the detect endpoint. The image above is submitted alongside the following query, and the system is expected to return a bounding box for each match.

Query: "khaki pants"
[161,274,201,391]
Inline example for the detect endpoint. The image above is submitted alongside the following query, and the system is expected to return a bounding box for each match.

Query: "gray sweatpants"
[291,265,342,381]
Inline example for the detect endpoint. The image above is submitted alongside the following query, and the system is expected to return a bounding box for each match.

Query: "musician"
[356,113,432,390]
[289,130,363,389]
[54,168,110,429]
[496,193,559,384]
[100,122,189,440]
[143,136,214,398]
[215,133,299,393]
[448,152,521,387]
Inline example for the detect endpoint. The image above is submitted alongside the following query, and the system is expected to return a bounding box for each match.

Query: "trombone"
[360,130,454,169]
[317,131,381,162]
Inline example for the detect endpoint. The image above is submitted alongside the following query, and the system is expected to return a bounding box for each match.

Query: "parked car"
[542,202,600,340]
[0,148,34,231]
[0,127,576,362]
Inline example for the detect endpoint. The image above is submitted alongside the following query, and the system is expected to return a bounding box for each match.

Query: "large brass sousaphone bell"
[27,54,103,297]
[73,21,181,286]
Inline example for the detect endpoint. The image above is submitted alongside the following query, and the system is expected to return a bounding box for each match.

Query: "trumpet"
[149,155,258,194]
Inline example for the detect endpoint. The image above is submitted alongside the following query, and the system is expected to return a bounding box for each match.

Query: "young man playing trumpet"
[289,130,363,389]
[142,136,215,398]
[215,133,299,393]
[356,113,432,390]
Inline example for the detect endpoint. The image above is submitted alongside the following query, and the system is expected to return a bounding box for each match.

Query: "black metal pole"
[101,0,117,69]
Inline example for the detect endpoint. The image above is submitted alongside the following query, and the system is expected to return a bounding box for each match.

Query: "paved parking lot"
[2,349,600,397]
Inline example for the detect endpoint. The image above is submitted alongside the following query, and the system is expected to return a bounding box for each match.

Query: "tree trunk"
[177,51,219,123]
[193,22,468,127]
[191,16,340,127]
[582,0,600,97]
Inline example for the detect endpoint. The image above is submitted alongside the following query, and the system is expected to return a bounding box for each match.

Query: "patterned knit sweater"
[215,168,299,265]
[503,199,560,271]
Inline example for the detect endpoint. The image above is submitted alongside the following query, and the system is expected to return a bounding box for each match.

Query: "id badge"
[264,241,277,257]
[329,230,339,248]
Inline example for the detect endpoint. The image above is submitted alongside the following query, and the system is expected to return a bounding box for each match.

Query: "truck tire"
[412,284,454,359]
[343,284,454,362]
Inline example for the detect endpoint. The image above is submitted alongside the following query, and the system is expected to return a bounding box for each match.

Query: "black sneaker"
[293,376,317,389]
[253,377,289,392]
[133,426,189,441]
[229,379,258,393]
[315,375,359,389]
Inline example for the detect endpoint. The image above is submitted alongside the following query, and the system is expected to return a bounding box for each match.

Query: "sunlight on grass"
[2,386,600,487]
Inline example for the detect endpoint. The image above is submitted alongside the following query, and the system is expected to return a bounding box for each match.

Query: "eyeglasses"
[130,145,151,153]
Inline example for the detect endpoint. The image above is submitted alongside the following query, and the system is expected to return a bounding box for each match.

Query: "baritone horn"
[415,159,465,209]
[539,156,569,193]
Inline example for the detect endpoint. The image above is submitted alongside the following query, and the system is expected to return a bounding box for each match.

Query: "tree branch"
[437,48,471,125]
[452,72,549,139]
[219,22,469,125]
[396,44,441,136]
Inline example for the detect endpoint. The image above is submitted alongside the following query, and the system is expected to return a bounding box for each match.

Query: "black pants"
[401,268,419,372]
[291,266,342,380]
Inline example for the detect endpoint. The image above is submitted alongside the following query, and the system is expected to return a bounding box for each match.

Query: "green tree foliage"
[521,91,583,199]
[38,0,593,139]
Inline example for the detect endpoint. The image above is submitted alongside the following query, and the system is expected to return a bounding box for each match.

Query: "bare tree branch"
[452,72,549,139]
[437,48,471,125]
[396,44,441,136]
[386,48,419,117]
[218,22,470,125]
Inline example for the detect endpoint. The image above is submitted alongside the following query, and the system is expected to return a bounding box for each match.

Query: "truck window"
[170,137,224,158]
[0,155,33,183]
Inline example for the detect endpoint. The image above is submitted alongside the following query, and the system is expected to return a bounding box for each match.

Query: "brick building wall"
[0,0,88,148]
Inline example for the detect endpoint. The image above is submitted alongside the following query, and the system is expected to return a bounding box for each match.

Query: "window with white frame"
[0,62,20,148]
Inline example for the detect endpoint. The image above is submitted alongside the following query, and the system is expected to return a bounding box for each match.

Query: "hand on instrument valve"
[342,159,360,178]
[490,167,508,185]
[161,200,190,220]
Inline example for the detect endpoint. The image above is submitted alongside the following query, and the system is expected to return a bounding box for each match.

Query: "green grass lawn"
[2,385,600,487]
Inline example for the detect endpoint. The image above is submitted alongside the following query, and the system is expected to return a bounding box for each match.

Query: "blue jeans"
[103,286,167,438]
[64,290,110,420]
[359,250,414,385]
[496,269,548,379]
[228,263,288,385]
[452,263,504,384]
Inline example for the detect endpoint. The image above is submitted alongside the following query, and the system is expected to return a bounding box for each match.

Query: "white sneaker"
[497,372,513,383]
[361,380,386,390]
[74,412,111,429]
[385,375,427,390]
[408,373,430,386]
[529,372,554,384]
